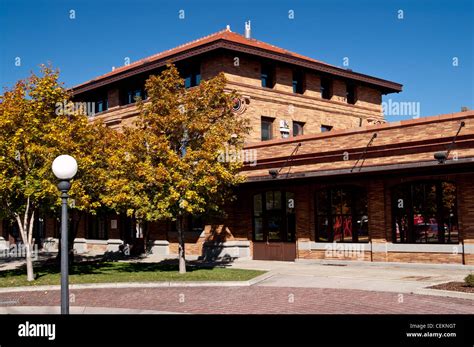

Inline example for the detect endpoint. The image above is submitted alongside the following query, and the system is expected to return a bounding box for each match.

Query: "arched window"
[253,191,295,242]
[315,186,368,243]
[392,181,458,244]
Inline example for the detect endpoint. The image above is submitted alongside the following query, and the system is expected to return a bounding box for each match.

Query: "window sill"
[298,241,464,254]
[372,243,462,254]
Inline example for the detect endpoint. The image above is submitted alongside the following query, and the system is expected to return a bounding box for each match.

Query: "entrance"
[252,191,296,261]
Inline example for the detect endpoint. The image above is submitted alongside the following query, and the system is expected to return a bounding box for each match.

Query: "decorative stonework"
[366,118,386,125]
[231,97,248,114]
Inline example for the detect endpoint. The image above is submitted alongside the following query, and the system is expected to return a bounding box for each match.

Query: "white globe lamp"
[52,155,78,180]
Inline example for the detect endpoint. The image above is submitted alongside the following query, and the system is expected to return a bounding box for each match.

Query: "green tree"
[106,64,250,273]
[0,65,112,280]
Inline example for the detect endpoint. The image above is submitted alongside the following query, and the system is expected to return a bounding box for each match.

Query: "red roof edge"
[72,28,402,94]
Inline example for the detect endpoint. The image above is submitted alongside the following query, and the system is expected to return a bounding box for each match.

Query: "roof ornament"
[226,25,231,32]
[244,20,251,39]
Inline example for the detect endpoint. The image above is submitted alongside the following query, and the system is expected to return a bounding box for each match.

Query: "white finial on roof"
[244,20,251,39]
[112,66,115,71]
[226,25,231,32]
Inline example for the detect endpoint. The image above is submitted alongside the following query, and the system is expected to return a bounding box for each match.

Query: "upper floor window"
[321,125,333,132]
[183,65,201,89]
[124,88,147,105]
[95,98,108,113]
[261,117,274,141]
[261,63,275,88]
[320,78,332,100]
[346,83,357,104]
[315,186,369,243]
[392,181,458,244]
[292,70,305,94]
[293,121,304,137]
[184,72,201,88]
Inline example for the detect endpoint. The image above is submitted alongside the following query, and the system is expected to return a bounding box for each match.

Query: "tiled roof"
[72,27,402,93]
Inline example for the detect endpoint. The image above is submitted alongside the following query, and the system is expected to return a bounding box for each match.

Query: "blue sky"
[0,0,472,121]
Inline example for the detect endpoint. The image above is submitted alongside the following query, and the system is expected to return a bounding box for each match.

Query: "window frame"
[292,121,305,137]
[87,214,109,240]
[292,70,305,94]
[95,97,108,113]
[346,83,357,104]
[320,78,332,100]
[181,63,201,89]
[391,180,459,244]
[314,186,369,243]
[123,87,147,105]
[261,63,275,89]
[321,124,333,132]
[261,116,274,141]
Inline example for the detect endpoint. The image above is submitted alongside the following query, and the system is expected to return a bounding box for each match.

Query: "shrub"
[464,274,474,287]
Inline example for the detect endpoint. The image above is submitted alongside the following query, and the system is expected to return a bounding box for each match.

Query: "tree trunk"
[177,214,186,274]
[135,220,143,255]
[25,243,34,281]
[69,211,81,264]
[14,200,36,281]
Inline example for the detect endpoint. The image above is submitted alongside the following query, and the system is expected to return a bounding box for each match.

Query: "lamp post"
[52,155,78,315]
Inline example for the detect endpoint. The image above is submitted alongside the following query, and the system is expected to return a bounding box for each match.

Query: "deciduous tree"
[106,64,250,273]
[0,65,112,280]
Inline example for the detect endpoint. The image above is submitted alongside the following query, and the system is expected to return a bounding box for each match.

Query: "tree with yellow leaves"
[0,65,114,280]
[106,64,250,273]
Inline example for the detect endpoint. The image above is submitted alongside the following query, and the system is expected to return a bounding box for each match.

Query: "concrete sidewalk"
[228,259,474,300]
[1,258,472,301]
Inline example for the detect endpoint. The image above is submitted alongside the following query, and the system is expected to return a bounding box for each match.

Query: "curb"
[0,272,273,294]
[413,288,474,301]
[295,259,474,271]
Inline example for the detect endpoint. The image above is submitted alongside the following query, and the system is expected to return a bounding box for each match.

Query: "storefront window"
[392,181,458,243]
[88,215,108,240]
[315,186,368,242]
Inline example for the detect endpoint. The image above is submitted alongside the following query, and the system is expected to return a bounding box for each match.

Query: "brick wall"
[368,180,386,242]
[107,88,120,108]
[242,112,474,179]
[90,52,385,143]
[457,174,474,264]
[216,52,383,143]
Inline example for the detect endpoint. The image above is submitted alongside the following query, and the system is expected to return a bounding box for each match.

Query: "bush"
[464,274,474,287]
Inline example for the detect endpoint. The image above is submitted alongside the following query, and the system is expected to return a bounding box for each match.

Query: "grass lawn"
[0,261,265,287]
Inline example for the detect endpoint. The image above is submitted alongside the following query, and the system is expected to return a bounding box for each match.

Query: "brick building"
[2,26,473,264]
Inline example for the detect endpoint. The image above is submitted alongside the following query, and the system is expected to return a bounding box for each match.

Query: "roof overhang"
[72,39,402,96]
[242,157,474,184]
